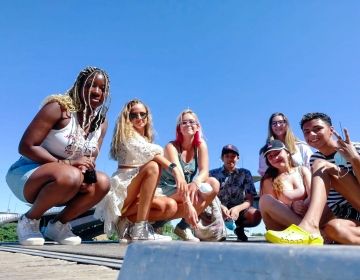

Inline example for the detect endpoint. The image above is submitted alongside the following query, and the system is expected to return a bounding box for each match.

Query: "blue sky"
[1,1,360,234]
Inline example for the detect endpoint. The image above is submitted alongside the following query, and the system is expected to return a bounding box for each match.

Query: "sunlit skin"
[267,150,288,171]
[82,73,107,110]
[222,152,238,172]
[302,119,336,155]
[271,115,287,141]
[130,103,148,135]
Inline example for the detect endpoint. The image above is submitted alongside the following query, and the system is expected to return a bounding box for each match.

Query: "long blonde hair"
[110,99,154,160]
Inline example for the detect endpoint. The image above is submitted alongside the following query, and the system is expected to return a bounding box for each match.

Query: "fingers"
[344,128,350,143]
[333,130,342,140]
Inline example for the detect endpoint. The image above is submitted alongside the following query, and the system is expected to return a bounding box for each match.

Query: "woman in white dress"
[258,112,313,176]
[95,99,186,241]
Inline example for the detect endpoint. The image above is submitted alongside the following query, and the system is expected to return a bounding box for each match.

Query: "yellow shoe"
[265,224,324,246]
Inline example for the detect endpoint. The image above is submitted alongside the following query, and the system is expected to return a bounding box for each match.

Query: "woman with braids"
[259,140,311,231]
[95,99,184,242]
[6,66,111,246]
[258,112,313,176]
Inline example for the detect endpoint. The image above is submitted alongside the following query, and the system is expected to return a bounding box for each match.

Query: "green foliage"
[158,222,179,240]
[0,223,18,242]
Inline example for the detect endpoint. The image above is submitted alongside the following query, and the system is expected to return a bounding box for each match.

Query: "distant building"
[0,212,20,225]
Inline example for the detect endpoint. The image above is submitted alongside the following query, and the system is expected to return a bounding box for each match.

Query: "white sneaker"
[130,221,172,241]
[174,225,200,242]
[17,215,45,246]
[45,220,82,245]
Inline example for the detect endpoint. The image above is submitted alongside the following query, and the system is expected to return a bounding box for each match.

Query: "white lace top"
[116,132,163,167]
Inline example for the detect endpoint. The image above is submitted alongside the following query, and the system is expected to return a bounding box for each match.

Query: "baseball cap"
[263,140,288,156]
[221,144,239,156]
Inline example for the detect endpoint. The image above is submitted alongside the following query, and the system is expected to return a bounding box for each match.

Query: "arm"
[336,129,360,184]
[258,153,267,176]
[228,170,255,219]
[19,102,64,163]
[192,141,210,185]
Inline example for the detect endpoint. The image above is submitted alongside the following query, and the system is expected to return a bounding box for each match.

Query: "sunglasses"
[129,112,148,120]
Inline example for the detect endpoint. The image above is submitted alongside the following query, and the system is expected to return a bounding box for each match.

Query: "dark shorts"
[333,203,360,221]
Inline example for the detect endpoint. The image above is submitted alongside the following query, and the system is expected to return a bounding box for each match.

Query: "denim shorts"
[6,156,41,203]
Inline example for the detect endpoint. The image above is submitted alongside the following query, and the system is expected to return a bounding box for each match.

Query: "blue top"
[158,148,198,196]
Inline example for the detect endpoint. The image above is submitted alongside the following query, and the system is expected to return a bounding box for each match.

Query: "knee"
[143,161,160,177]
[259,194,276,213]
[95,172,110,196]
[247,208,262,226]
[165,199,178,217]
[207,177,220,195]
[56,167,82,191]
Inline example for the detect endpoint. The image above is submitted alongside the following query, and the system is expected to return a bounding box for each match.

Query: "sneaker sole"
[19,238,45,246]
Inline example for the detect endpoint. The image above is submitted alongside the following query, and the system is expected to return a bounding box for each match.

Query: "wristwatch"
[168,163,177,173]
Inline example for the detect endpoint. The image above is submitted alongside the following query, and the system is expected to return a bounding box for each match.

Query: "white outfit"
[258,141,313,176]
[41,113,101,159]
[94,132,163,235]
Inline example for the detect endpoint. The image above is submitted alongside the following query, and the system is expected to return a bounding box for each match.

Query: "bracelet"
[184,199,192,205]
[192,181,200,189]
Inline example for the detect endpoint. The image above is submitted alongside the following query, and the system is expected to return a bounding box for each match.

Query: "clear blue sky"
[1,1,360,234]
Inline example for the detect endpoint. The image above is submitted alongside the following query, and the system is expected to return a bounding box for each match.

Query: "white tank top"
[41,113,102,159]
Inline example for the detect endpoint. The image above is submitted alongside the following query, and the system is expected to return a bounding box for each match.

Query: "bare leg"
[299,159,360,234]
[24,163,83,220]
[57,172,110,223]
[122,161,160,222]
[260,194,302,230]
[126,196,178,222]
[238,206,262,228]
[169,177,220,220]
[324,218,360,244]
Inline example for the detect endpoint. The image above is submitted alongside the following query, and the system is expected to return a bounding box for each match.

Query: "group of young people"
[5,66,360,246]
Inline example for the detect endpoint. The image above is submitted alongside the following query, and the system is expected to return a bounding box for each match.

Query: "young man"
[265,112,360,245]
[210,144,261,241]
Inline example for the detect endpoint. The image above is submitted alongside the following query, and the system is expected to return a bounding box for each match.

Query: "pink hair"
[174,109,203,147]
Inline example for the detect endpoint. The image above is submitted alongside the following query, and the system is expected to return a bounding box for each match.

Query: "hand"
[174,169,188,194]
[187,182,199,205]
[229,206,241,221]
[221,205,231,220]
[184,203,199,229]
[291,200,308,216]
[334,129,359,163]
[71,156,96,172]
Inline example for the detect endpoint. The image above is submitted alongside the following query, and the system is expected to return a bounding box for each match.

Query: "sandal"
[265,224,323,245]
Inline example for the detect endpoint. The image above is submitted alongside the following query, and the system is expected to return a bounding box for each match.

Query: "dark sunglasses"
[129,112,148,120]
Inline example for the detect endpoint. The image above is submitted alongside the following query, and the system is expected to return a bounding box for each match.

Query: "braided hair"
[42,66,111,133]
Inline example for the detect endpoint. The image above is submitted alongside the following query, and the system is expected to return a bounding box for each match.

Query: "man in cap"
[210,144,261,241]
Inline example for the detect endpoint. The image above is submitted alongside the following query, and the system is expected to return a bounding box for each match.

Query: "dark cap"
[221,144,239,156]
[263,140,288,156]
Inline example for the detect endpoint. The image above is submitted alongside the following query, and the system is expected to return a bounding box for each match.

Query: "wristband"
[168,163,177,173]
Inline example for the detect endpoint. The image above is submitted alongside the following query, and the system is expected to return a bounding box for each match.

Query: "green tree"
[0,223,17,242]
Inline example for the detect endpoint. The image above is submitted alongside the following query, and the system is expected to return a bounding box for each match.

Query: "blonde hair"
[266,112,298,154]
[269,151,296,198]
[110,99,154,160]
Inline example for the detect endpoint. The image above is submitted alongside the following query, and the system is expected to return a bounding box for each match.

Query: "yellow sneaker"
[265,224,324,246]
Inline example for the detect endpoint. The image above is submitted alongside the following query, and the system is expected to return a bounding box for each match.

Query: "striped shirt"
[310,143,360,220]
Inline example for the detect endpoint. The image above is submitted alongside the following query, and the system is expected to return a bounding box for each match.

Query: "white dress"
[95,132,163,235]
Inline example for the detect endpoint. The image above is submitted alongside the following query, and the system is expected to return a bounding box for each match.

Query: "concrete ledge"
[119,242,360,280]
